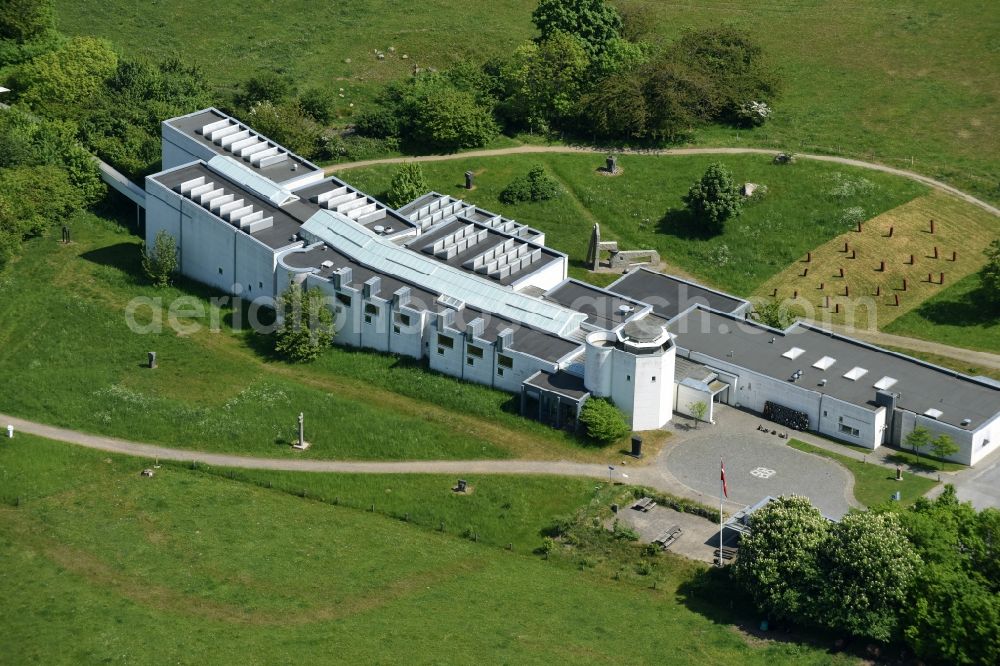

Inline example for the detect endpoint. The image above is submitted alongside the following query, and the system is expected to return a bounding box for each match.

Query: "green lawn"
[885,273,1000,354]
[0,211,624,462]
[787,439,938,508]
[342,152,926,293]
[53,0,1000,204]
[0,435,856,664]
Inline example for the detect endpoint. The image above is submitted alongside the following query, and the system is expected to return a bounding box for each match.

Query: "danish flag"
[720,459,728,499]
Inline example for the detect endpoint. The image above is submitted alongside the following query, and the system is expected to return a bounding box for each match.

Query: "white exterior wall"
[235,232,277,300]
[388,307,425,360]
[971,414,1000,466]
[511,255,566,293]
[675,383,714,422]
[161,123,215,171]
[610,346,675,431]
[463,338,496,386]
[144,179,182,247]
[429,324,465,378]
[899,411,978,466]
[493,349,555,393]
[816,393,883,449]
[584,334,613,397]
[309,280,361,347]
[359,296,392,352]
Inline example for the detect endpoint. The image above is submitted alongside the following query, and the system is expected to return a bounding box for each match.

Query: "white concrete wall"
[899,411,978,466]
[675,383,713,423]
[511,255,567,293]
[161,123,214,171]
[610,346,675,431]
[493,349,556,393]
[429,324,465,378]
[971,414,1000,466]
[817,393,883,449]
[388,307,425,360]
[143,178,182,248]
[359,296,392,352]
[462,337,496,386]
[235,232,277,300]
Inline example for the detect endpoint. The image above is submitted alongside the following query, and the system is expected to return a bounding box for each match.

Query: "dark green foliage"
[354,107,401,139]
[578,397,629,443]
[683,162,743,233]
[980,239,1000,309]
[904,425,932,455]
[75,55,211,179]
[580,69,648,139]
[531,0,623,58]
[11,36,117,116]
[235,70,292,108]
[274,283,335,363]
[385,163,427,208]
[246,100,324,159]
[0,0,54,42]
[141,229,177,288]
[298,87,336,124]
[930,433,959,461]
[499,164,560,204]
[751,299,793,329]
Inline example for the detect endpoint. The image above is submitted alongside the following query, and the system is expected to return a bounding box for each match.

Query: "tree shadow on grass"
[79,242,145,283]
[885,452,937,474]
[676,567,871,661]
[656,208,719,240]
[910,284,998,328]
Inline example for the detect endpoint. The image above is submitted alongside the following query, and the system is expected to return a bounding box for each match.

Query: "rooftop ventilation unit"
[782,347,805,360]
[924,408,943,419]
[961,418,972,427]
[819,378,828,386]
[843,366,868,381]
[618,304,634,315]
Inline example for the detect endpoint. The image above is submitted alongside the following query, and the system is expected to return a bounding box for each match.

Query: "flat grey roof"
[525,370,590,401]
[150,162,302,251]
[545,280,646,331]
[287,177,418,233]
[165,109,321,184]
[670,308,1000,429]
[608,268,749,320]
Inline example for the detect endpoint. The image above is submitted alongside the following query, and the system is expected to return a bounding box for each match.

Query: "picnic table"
[631,497,657,512]
[714,546,738,561]
[653,525,683,549]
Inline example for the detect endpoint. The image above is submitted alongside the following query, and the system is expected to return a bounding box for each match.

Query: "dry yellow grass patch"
[754,191,997,330]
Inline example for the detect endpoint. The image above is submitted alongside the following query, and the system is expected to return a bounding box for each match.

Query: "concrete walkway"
[0,412,727,509]
[324,145,1000,217]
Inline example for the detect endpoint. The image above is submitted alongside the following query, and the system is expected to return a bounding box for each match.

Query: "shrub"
[385,163,428,209]
[579,397,629,443]
[141,230,178,288]
[499,164,560,204]
[298,87,337,124]
[735,100,772,127]
[355,107,401,139]
[274,283,335,362]
[612,519,639,542]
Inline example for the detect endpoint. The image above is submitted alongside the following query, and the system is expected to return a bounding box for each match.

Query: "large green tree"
[531,0,623,58]
[274,283,335,363]
[733,495,828,622]
[13,36,118,115]
[682,162,743,234]
[814,511,921,641]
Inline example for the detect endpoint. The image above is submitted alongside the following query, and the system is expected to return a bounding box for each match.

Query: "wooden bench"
[714,546,737,561]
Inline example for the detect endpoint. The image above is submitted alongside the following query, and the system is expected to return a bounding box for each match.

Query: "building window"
[626,375,631,382]
[437,334,454,349]
[437,347,445,355]
[652,376,656,382]
[497,354,513,369]
[218,267,223,275]
[365,303,379,316]
[396,313,411,327]
[497,367,505,377]
[364,315,373,324]
[336,293,351,307]
[466,357,474,366]
[259,281,263,289]
[838,423,860,438]
[823,411,828,417]
[466,344,483,359]
[393,325,400,334]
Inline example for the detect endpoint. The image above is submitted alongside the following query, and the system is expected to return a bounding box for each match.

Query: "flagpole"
[719,458,724,567]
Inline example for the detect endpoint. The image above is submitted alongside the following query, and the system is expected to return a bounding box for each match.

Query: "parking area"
[662,406,856,519]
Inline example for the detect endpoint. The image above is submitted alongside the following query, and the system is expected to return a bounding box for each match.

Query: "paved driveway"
[662,407,856,519]
[953,450,1000,510]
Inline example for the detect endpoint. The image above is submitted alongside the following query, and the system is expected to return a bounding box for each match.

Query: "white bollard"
[6,425,13,438]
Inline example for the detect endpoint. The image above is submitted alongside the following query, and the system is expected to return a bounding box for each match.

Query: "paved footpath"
[0,412,744,510]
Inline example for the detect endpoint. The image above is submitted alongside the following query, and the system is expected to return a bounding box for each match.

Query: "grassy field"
[342,152,927,293]
[788,439,939,508]
[755,191,998,332]
[884,272,1000,353]
[882,344,1000,381]
[0,211,638,463]
[53,0,1000,204]
[0,435,857,664]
